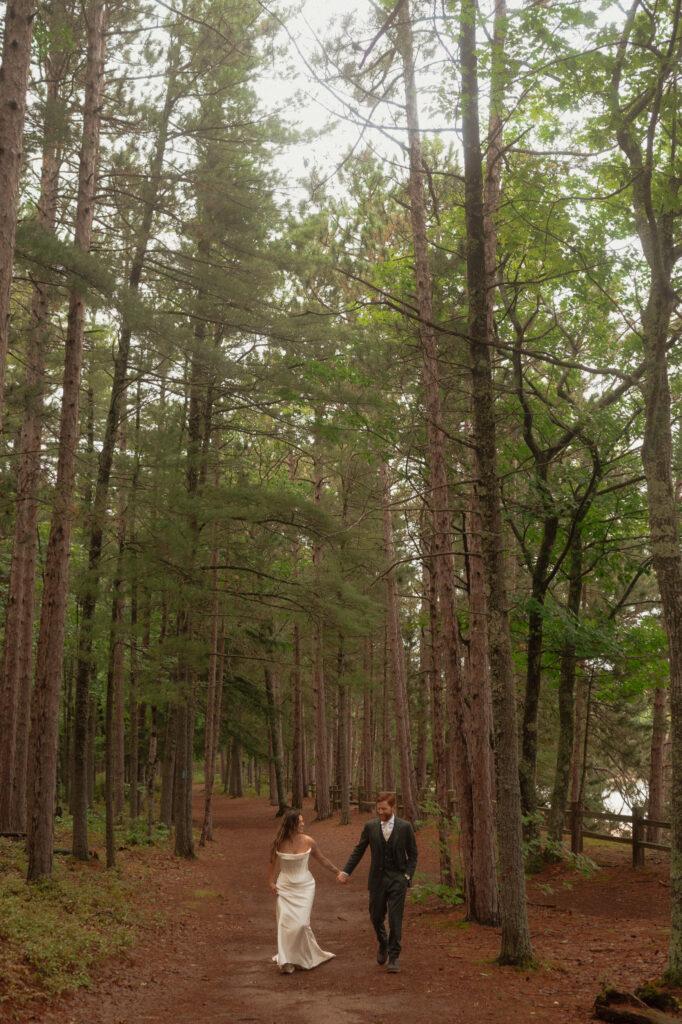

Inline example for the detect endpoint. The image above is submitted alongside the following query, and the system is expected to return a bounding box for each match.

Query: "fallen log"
[594,989,679,1024]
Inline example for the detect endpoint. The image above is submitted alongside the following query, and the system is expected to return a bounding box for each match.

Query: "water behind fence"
[310,784,670,870]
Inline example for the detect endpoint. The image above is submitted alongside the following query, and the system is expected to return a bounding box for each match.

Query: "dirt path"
[20,791,674,1024]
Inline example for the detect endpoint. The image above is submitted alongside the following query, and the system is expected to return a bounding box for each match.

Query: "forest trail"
[19,790,674,1024]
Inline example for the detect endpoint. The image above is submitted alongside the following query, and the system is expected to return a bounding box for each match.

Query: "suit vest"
[382,828,398,873]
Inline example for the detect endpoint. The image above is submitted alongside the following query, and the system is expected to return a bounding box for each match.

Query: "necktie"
[382,820,390,840]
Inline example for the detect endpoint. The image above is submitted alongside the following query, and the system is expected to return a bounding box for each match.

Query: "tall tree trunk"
[26,0,107,880]
[609,6,682,979]
[459,0,531,962]
[548,530,583,844]
[105,633,116,868]
[518,512,558,863]
[146,705,159,840]
[200,540,221,845]
[128,409,141,822]
[128,628,139,820]
[110,522,127,824]
[86,692,97,807]
[0,51,62,836]
[380,459,419,821]
[264,665,287,816]
[381,621,395,791]
[465,471,497,870]
[291,621,305,808]
[288,454,305,809]
[396,0,497,921]
[416,578,430,794]
[0,0,36,431]
[172,690,195,859]
[311,452,331,819]
[570,670,584,805]
[160,706,177,828]
[210,613,227,801]
[71,50,177,856]
[359,634,375,802]
[229,736,243,797]
[648,685,668,843]
[426,528,454,887]
[338,638,351,825]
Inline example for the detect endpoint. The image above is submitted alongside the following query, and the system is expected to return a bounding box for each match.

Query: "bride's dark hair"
[271,809,302,857]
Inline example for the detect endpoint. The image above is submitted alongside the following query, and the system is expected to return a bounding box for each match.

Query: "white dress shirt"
[381,814,395,840]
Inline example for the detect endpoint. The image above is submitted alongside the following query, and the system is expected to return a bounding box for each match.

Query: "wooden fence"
[564,801,671,868]
[308,787,668,869]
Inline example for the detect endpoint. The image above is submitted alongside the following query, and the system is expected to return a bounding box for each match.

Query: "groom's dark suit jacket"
[342,816,418,891]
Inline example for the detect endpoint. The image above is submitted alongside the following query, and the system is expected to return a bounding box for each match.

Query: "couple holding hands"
[268,792,418,976]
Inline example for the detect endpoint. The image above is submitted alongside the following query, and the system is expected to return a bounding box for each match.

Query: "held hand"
[336,871,348,884]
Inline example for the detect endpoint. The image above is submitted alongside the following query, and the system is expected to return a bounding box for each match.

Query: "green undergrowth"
[0,813,173,1016]
[410,871,465,908]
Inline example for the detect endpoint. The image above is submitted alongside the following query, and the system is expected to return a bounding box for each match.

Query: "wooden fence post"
[632,804,645,868]
[570,800,583,854]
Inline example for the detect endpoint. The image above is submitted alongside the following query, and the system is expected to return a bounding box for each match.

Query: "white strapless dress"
[272,850,335,972]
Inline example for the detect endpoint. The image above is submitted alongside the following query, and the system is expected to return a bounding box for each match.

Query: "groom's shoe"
[377,942,388,965]
[387,957,400,973]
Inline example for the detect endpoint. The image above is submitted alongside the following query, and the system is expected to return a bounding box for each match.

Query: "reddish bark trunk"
[397,0,497,923]
[0,57,62,835]
[311,453,331,819]
[200,534,221,846]
[26,0,107,880]
[647,685,668,843]
[380,459,419,821]
[459,0,530,961]
[0,0,36,432]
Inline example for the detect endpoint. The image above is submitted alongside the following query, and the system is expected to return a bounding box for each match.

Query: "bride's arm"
[268,851,278,894]
[307,837,341,875]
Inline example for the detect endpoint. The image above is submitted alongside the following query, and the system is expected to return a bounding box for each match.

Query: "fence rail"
[307,787,668,869]
[563,801,671,868]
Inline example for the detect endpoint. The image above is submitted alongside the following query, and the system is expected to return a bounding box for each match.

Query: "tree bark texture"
[396,0,498,923]
[264,665,287,816]
[0,0,36,434]
[0,54,62,836]
[648,685,668,843]
[311,453,331,819]
[160,706,177,827]
[380,458,420,821]
[459,0,531,962]
[25,0,107,880]
[465,473,497,873]
[609,5,682,980]
[425,529,454,886]
[338,650,351,825]
[173,693,195,859]
[111,526,127,823]
[200,539,221,845]
[71,51,176,855]
[381,624,395,791]
[146,705,159,840]
[359,634,375,801]
[291,621,305,807]
[548,529,583,844]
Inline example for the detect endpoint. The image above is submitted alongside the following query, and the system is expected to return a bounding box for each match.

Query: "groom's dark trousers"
[342,816,418,958]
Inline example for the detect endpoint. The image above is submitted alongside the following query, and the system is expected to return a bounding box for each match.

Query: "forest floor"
[9,789,678,1024]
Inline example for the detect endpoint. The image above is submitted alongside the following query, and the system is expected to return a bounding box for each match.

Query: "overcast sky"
[257,0,370,200]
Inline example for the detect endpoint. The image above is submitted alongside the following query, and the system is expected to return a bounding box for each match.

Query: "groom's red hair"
[376,792,396,807]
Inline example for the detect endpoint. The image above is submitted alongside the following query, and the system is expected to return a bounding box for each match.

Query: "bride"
[268,809,340,974]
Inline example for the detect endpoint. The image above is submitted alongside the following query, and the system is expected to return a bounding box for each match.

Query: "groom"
[337,792,418,973]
